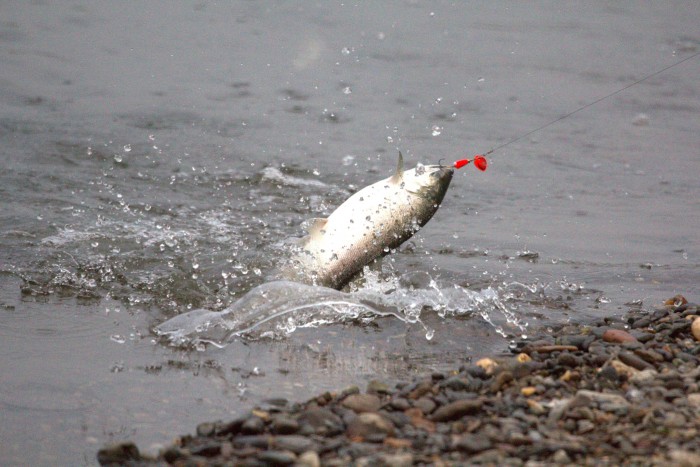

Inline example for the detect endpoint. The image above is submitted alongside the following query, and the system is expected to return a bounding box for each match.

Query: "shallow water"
[1,1,699,465]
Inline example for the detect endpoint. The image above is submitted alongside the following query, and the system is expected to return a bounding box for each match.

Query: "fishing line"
[453,49,700,170]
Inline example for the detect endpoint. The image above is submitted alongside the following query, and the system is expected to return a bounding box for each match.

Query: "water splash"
[154,268,530,348]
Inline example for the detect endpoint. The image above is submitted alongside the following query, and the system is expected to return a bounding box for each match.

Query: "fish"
[281,152,454,289]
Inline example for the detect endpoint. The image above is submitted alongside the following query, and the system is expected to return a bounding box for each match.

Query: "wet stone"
[241,415,265,434]
[258,450,296,465]
[196,421,217,437]
[216,416,247,436]
[378,452,413,467]
[367,380,391,395]
[161,446,187,464]
[430,398,483,422]
[619,350,655,371]
[272,435,315,454]
[669,321,692,337]
[452,433,492,453]
[346,412,395,440]
[442,375,480,392]
[270,415,299,434]
[632,317,652,329]
[413,396,436,415]
[233,435,270,449]
[389,397,410,411]
[556,352,580,368]
[342,393,382,413]
[297,407,344,436]
[297,450,321,467]
[190,441,221,457]
[603,329,638,344]
[97,441,140,465]
[338,385,360,399]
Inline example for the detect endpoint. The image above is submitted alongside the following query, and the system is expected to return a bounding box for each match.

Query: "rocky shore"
[99,295,700,466]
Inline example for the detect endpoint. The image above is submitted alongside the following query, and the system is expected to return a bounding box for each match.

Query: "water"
[1,2,699,465]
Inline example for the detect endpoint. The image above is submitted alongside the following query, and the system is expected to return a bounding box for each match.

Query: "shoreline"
[99,295,700,466]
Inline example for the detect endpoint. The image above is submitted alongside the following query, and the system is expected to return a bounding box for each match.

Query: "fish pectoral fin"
[304,217,328,239]
[389,151,404,184]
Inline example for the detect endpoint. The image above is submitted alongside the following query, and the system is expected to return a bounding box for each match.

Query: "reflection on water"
[1,1,699,465]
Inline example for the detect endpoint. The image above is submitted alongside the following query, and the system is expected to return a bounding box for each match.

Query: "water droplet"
[191,273,198,279]
[342,155,355,166]
[113,154,123,163]
[91,242,99,248]
[253,268,261,276]
[123,144,131,152]
[342,86,352,95]
[435,97,443,104]
[386,136,394,143]
[192,262,199,269]
[148,134,155,141]
[159,244,165,251]
[110,334,126,344]
[477,77,485,82]
[431,125,442,136]
[341,46,351,55]
[86,147,93,156]
[312,169,320,176]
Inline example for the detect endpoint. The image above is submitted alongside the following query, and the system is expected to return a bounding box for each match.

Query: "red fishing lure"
[453,155,487,171]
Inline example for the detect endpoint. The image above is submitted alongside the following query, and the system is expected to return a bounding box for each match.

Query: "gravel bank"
[99,295,700,466]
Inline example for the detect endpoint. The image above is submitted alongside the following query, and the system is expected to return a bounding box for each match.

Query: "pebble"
[258,449,296,465]
[453,433,492,453]
[569,390,629,412]
[341,393,382,413]
[618,351,654,371]
[430,398,483,422]
[346,412,395,440]
[367,380,391,395]
[629,368,658,385]
[272,435,315,454]
[297,407,343,436]
[297,450,321,467]
[602,329,638,344]
[412,396,436,415]
[475,357,498,375]
[271,415,299,434]
[96,442,140,465]
[692,317,700,341]
[378,452,414,467]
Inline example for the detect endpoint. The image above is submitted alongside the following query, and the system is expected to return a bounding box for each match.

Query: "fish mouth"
[427,165,455,180]
[411,165,454,201]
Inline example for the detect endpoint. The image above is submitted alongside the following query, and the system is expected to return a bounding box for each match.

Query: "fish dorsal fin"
[390,151,404,184]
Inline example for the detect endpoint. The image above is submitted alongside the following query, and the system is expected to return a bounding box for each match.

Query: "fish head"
[403,162,454,204]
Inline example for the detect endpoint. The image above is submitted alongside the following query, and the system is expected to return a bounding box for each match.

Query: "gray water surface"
[1,2,699,465]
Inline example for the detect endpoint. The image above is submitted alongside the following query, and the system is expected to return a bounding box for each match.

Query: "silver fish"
[283,152,454,289]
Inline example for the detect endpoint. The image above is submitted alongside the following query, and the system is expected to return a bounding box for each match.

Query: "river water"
[1,2,699,465]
